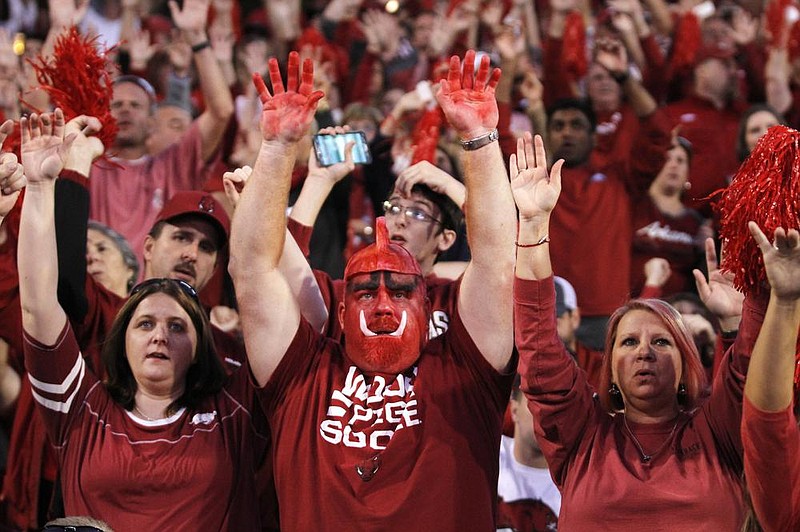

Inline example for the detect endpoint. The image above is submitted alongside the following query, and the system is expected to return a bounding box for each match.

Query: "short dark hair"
[410,183,463,233]
[102,279,226,415]
[736,103,785,162]
[547,98,597,132]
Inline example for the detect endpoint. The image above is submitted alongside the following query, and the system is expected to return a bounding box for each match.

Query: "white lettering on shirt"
[320,365,421,450]
[635,221,694,245]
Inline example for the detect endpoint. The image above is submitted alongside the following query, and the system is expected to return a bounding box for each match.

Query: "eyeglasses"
[382,200,442,225]
[130,278,199,303]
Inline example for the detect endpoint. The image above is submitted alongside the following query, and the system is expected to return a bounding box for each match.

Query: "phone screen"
[313,131,372,167]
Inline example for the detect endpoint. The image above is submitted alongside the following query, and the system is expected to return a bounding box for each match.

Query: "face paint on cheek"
[343,301,428,375]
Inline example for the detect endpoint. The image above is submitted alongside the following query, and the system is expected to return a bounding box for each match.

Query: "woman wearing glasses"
[14,111,268,530]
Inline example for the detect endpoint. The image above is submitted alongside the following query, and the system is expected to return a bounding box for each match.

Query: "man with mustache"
[230,50,516,529]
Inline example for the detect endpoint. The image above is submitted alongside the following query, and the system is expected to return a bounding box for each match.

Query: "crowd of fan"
[0,0,797,530]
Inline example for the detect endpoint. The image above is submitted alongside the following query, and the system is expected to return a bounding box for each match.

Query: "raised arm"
[435,50,517,371]
[169,0,235,162]
[18,110,72,344]
[512,132,564,281]
[223,164,329,333]
[228,52,323,386]
[745,222,800,411]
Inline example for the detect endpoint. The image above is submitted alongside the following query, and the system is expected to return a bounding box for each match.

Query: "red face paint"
[340,218,428,374]
[340,271,428,374]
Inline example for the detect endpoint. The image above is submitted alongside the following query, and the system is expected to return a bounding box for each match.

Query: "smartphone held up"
[312,131,372,167]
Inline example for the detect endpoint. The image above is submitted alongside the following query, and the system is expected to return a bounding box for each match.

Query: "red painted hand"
[252,51,325,144]
[435,50,501,140]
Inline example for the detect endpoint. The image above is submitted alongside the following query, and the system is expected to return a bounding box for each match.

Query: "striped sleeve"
[23,321,96,445]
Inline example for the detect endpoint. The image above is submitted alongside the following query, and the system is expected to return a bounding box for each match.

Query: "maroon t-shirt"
[259,288,513,530]
[742,396,800,531]
[515,277,758,530]
[630,199,706,298]
[23,322,269,531]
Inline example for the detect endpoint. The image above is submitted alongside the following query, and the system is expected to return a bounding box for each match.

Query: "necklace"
[623,416,679,463]
[133,405,164,421]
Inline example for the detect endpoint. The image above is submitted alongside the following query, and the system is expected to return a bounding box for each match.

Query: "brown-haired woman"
[15,110,268,531]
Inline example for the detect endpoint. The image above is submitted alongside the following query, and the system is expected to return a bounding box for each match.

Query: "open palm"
[253,52,324,143]
[510,133,563,223]
[750,222,800,301]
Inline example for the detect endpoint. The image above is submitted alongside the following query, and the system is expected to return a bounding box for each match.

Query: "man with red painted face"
[229,50,517,529]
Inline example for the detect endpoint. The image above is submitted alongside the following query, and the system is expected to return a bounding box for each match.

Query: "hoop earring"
[609,383,625,411]
[677,382,687,408]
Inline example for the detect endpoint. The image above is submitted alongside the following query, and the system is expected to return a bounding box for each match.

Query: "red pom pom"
[670,13,701,72]
[716,125,800,296]
[26,27,118,152]
[562,12,588,79]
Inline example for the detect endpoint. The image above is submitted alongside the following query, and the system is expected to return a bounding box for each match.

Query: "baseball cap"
[154,191,230,249]
[554,276,578,317]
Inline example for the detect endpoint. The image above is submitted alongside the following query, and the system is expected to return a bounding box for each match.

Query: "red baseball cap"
[154,191,230,248]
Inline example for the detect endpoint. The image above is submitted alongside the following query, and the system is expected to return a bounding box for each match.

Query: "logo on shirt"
[680,113,697,123]
[190,411,218,425]
[635,221,694,245]
[428,310,449,339]
[319,365,421,450]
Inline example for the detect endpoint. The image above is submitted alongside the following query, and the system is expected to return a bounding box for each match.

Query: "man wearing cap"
[553,275,604,389]
[230,50,515,528]
[663,43,743,217]
[87,0,234,261]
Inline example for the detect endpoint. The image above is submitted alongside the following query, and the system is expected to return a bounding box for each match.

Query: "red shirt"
[89,122,212,263]
[742,396,800,531]
[260,285,513,530]
[630,199,706,298]
[24,322,269,531]
[662,95,742,216]
[515,277,758,530]
[549,111,671,316]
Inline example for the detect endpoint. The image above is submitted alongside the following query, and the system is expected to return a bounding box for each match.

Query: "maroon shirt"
[259,283,513,530]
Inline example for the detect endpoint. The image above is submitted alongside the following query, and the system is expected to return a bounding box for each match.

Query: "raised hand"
[693,238,744,325]
[644,257,672,288]
[62,114,104,176]
[395,160,465,206]
[307,126,355,184]
[49,0,90,28]
[594,36,628,76]
[222,165,252,209]
[252,51,324,143]
[435,50,502,140]
[749,222,800,302]
[509,132,563,223]
[0,120,22,217]
[21,109,72,184]
[168,0,211,36]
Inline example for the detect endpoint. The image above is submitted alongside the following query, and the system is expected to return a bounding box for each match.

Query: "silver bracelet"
[460,129,499,151]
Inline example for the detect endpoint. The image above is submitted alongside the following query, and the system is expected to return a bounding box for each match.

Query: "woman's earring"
[609,383,625,411]
[677,382,687,408]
